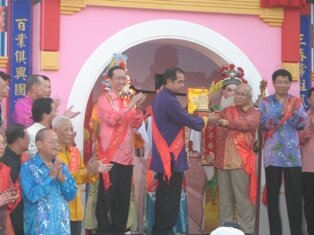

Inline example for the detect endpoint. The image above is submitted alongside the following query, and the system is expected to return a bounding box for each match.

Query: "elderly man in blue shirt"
[20,128,77,235]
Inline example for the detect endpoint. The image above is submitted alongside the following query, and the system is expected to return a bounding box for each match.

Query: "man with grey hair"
[207,83,259,235]
[52,116,112,235]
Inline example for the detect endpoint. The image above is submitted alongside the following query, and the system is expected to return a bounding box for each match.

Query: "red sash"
[0,163,11,193]
[264,96,302,141]
[225,106,257,204]
[151,110,184,181]
[67,145,80,172]
[98,94,131,190]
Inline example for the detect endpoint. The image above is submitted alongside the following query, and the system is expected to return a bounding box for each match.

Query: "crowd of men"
[0,66,313,235]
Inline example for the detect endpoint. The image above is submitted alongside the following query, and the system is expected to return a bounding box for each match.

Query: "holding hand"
[207,112,220,125]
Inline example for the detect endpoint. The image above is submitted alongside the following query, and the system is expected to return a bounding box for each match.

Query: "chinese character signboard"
[300,15,311,111]
[9,0,32,123]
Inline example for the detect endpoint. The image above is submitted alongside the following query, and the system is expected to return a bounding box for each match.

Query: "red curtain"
[261,0,306,7]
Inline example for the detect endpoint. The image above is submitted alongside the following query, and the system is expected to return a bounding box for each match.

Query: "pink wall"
[32,6,285,112]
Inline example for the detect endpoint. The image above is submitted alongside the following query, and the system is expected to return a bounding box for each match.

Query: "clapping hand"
[135,93,146,106]
[0,190,19,207]
[98,162,113,173]
[128,93,146,108]
[49,159,63,181]
[86,158,100,174]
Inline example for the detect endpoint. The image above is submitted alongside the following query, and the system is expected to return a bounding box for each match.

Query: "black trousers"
[302,172,314,235]
[152,172,183,235]
[96,162,133,235]
[70,221,82,235]
[265,166,303,235]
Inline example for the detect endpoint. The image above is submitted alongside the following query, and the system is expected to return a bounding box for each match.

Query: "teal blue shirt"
[20,154,77,235]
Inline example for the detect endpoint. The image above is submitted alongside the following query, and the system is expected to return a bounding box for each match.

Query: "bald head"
[35,128,59,160]
[238,83,252,97]
[234,83,253,107]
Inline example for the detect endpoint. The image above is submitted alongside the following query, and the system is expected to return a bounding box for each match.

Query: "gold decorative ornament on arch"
[60,0,284,27]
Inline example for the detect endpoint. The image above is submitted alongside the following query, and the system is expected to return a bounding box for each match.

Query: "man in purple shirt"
[259,69,307,235]
[151,67,204,235]
[13,75,51,127]
[13,74,79,128]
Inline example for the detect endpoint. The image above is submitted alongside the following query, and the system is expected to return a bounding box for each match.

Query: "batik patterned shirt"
[259,94,307,168]
[20,154,77,235]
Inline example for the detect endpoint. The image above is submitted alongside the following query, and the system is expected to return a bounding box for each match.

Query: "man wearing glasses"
[207,83,260,235]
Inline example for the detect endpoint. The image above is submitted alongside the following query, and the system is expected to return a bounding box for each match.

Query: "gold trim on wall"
[282,62,300,81]
[40,51,59,70]
[61,0,284,26]
[61,1,86,15]
[0,57,8,68]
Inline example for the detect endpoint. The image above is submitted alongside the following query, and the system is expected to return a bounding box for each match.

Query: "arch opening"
[68,19,262,149]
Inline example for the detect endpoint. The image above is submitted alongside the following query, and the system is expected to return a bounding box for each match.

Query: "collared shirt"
[0,147,23,234]
[299,110,314,172]
[259,94,307,168]
[97,91,143,165]
[150,87,204,173]
[13,95,34,128]
[215,105,260,169]
[27,122,45,157]
[58,146,93,221]
[20,154,77,235]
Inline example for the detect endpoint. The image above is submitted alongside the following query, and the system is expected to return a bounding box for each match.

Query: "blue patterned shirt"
[259,94,307,168]
[20,154,77,235]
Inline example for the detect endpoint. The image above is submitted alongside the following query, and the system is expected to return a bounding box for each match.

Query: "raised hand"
[63,105,81,119]
[136,92,147,106]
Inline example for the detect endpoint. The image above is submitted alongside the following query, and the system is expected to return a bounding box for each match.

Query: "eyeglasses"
[235,91,250,97]
[274,80,290,85]
[47,140,59,146]
[0,141,7,146]
[112,76,127,81]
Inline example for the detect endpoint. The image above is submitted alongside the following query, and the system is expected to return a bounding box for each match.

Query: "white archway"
[68,19,262,149]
